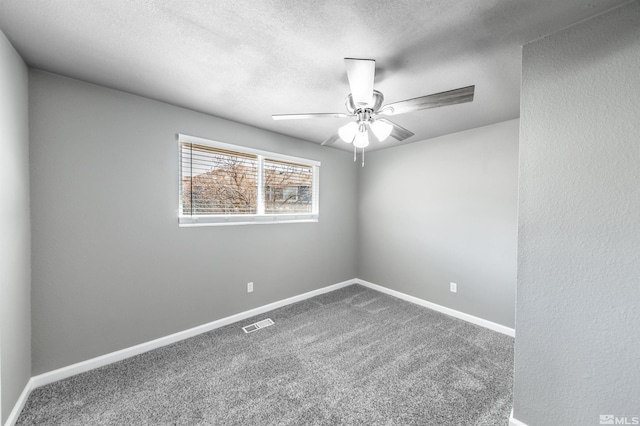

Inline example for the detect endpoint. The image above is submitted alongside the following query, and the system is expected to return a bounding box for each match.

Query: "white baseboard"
[355,279,515,337]
[6,277,515,425]
[4,377,35,426]
[509,409,528,426]
[5,278,355,426]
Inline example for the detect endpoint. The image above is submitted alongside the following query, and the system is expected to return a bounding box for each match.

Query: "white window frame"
[179,134,320,227]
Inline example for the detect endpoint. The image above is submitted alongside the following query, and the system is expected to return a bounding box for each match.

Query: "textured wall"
[29,70,358,375]
[358,120,519,328]
[0,30,31,424]
[513,2,640,424]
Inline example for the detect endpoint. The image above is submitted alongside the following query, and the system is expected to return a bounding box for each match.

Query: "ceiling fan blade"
[344,58,375,107]
[321,132,342,146]
[377,118,414,141]
[379,85,475,116]
[272,113,350,120]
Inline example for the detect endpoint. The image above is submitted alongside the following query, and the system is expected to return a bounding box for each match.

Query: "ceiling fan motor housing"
[345,90,384,115]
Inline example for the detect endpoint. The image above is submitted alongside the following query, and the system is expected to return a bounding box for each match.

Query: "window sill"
[179,214,319,227]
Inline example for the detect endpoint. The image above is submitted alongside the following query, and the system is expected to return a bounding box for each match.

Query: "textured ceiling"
[0,0,628,151]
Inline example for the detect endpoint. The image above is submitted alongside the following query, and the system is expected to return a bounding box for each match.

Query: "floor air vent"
[242,318,274,334]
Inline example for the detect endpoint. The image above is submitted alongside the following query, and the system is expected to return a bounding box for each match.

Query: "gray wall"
[513,2,640,424]
[0,30,31,424]
[29,70,358,375]
[358,119,519,328]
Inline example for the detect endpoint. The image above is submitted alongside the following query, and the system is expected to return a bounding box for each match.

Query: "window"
[179,134,319,226]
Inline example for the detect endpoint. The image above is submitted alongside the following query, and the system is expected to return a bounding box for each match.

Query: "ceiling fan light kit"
[338,121,358,144]
[272,58,475,166]
[370,120,393,141]
[353,126,369,148]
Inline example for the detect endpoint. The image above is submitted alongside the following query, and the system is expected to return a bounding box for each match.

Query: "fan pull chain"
[353,144,356,162]
[362,147,365,167]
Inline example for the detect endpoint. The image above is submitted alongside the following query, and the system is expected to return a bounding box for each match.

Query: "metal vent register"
[242,318,274,334]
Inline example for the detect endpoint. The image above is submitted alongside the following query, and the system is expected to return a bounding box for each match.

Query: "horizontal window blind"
[181,143,258,215]
[264,158,313,214]
[179,134,320,226]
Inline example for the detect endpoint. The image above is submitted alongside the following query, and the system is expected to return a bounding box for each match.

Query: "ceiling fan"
[272,58,475,165]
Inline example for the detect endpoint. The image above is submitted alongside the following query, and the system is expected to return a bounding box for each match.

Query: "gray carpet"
[17,285,514,425]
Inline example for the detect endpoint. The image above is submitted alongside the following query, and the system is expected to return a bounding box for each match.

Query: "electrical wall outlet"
[247,282,254,293]
[450,282,457,293]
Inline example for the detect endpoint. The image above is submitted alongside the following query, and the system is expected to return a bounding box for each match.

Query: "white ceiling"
[0,0,628,151]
